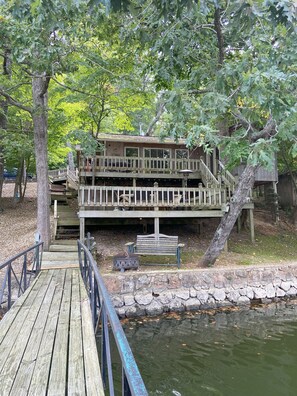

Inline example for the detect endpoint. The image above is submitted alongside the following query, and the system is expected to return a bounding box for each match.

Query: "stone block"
[253,287,267,299]
[280,281,291,292]
[184,298,201,311]
[196,290,209,304]
[287,287,297,296]
[123,294,135,306]
[146,300,164,316]
[168,298,184,312]
[111,296,124,308]
[212,288,226,302]
[276,287,286,297]
[174,290,190,300]
[157,292,173,305]
[237,296,250,305]
[227,290,241,302]
[134,293,154,306]
[265,283,276,298]
[135,275,151,290]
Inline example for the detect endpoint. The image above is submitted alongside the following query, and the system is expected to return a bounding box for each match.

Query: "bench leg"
[127,245,134,255]
[177,248,181,269]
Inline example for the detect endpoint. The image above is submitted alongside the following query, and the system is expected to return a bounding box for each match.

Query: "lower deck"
[0,268,104,395]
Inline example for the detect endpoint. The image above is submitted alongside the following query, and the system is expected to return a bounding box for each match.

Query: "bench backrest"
[136,234,178,254]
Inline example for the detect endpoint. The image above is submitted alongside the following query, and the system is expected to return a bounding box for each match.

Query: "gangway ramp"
[0,268,104,395]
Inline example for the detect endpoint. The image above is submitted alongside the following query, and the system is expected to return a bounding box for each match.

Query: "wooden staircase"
[53,200,80,240]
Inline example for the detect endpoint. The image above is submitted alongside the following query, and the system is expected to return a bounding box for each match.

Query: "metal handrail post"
[7,264,11,310]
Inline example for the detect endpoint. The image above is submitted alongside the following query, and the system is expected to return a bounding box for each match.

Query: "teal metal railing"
[77,240,148,396]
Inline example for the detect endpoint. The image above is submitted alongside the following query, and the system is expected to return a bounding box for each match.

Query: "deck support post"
[154,216,159,238]
[248,209,255,243]
[80,217,85,242]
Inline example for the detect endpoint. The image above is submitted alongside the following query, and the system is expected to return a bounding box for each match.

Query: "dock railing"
[0,242,43,312]
[77,240,148,396]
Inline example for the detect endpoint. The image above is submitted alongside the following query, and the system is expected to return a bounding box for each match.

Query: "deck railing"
[81,155,201,174]
[79,185,229,208]
[199,158,220,187]
[218,160,236,189]
[0,242,43,312]
[77,240,148,396]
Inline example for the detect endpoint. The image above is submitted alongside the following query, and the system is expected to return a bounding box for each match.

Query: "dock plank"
[80,275,105,395]
[0,270,54,394]
[0,273,44,344]
[47,269,72,395]
[68,269,86,395]
[28,269,67,396]
[9,270,59,395]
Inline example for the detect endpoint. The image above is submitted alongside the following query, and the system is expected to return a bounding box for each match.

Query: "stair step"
[49,244,78,252]
[43,251,79,261]
[41,260,79,269]
[51,240,78,245]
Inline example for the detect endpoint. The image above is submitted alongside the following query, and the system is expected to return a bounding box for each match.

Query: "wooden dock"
[0,268,104,395]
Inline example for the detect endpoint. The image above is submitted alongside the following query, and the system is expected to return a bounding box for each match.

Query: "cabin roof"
[96,133,187,145]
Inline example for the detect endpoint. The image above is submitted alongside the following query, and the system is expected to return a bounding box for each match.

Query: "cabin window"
[175,149,189,159]
[125,147,139,157]
[125,147,139,168]
[144,148,171,159]
[144,148,171,169]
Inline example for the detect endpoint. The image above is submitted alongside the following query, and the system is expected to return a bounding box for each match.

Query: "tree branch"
[251,116,277,142]
[214,7,224,68]
[0,87,32,114]
[52,77,100,99]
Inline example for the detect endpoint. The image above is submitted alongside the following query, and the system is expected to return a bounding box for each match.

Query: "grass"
[228,232,297,266]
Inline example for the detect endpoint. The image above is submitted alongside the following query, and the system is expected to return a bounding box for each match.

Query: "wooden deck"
[0,268,104,395]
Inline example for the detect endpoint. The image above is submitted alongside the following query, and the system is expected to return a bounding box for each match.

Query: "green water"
[121,301,297,396]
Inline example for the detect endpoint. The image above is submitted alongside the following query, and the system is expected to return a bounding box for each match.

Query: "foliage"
[127,0,297,170]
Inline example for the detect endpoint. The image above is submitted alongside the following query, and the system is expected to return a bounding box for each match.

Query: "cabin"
[75,133,256,241]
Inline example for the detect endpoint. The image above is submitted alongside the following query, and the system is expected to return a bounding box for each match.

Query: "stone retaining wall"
[103,263,297,318]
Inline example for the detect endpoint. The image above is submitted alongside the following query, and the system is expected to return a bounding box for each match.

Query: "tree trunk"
[200,164,256,267]
[0,100,7,200]
[32,74,51,250]
[0,50,12,200]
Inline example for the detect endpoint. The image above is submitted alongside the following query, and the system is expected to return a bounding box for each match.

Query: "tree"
[0,0,107,249]
[128,0,297,265]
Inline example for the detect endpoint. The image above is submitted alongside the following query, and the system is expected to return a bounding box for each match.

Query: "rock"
[196,290,209,304]
[253,287,267,299]
[265,283,276,299]
[287,287,297,296]
[276,287,286,297]
[184,298,201,311]
[237,296,250,305]
[134,293,154,306]
[280,281,291,292]
[146,300,164,316]
[174,290,190,300]
[157,292,173,305]
[228,290,241,302]
[111,296,124,308]
[123,294,135,306]
[212,288,226,302]
[168,298,184,312]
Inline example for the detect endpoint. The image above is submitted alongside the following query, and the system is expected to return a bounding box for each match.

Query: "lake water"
[120,300,297,396]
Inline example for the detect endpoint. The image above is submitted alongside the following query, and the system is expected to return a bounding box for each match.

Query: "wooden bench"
[125,233,184,268]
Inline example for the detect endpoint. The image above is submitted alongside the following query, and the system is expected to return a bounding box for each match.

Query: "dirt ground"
[1,182,296,272]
